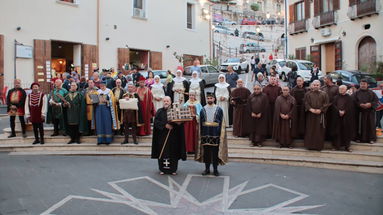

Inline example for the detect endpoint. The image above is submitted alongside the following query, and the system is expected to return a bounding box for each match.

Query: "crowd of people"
[5,59,381,175]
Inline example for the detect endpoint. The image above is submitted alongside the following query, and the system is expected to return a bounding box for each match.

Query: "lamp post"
[284,0,288,59]
[256,27,261,56]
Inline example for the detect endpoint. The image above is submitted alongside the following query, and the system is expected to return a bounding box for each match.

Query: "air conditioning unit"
[133,8,145,18]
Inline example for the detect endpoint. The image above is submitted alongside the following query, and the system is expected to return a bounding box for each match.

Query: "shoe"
[202,170,210,176]
[121,141,129,145]
[172,172,177,176]
[8,134,16,138]
[106,142,110,145]
[51,132,59,137]
[134,142,138,145]
[213,170,220,176]
[32,140,40,145]
[40,140,45,145]
[159,172,165,175]
[257,143,262,147]
[22,133,27,138]
[345,147,352,152]
[67,140,74,144]
[369,141,375,144]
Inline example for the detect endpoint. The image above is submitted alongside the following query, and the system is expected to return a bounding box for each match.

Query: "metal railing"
[294,20,307,32]
[320,11,335,26]
[357,0,377,16]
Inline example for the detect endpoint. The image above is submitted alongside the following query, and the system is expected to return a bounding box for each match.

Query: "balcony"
[288,20,308,35]
[348,0,381,19]
[313,11,337,29]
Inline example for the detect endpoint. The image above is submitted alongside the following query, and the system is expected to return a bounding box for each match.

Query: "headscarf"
[174,70,186,83]
[215,74,229,88]
[190,71,202,84]
[152,75,163,88]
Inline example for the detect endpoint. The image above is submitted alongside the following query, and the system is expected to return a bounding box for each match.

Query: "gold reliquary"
[167,103,193,122]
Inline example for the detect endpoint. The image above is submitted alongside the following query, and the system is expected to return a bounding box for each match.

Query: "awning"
[314,37,340,45]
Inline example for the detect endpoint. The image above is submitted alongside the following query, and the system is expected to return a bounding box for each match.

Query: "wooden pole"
[159,129,171,159]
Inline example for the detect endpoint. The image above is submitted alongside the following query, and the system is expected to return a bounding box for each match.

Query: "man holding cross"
[151,96,186,175]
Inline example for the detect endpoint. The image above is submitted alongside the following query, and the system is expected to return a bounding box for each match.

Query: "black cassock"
[151,107,186,174]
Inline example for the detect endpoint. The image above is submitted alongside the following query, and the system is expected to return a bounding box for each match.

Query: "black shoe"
[8,134,16,138]
[106,142,110,145]
[51,132,59,137]
[40,140,45,145]
[121,141,129,145]
[202,170,210,176]
[67,140,74,144]
[213,170,220,176]
[134,142,138,145]
[32,140,40,145]
[22,133,27,138]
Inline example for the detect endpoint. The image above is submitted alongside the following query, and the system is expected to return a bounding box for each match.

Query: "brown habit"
[304,90,329,150]
[231,87,251,137]
[321,84,339,139]
[291,86,307,138]
[332,94,355,149]
[353,89,378,142]
[247,92,269,144]
[272,95,296,147]
[263,85,282,136]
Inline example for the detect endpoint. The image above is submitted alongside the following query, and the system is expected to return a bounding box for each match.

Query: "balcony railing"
[320,11,335,26]
[357,0,378,16]
[288,20,307,35]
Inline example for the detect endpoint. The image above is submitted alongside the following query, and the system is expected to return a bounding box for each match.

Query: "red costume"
[137,76,155,136]
[27,92,45,123]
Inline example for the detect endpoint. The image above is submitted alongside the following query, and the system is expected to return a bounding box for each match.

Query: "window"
[133,0,146,18]
[187,3,194,29]
[276,3,282,13]
[295,1,305,21]
[208,66,218,73]
[60,0,74,3]
[322,0,334,13]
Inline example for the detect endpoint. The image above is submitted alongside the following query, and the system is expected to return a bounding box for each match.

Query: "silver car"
[184,65,223,86]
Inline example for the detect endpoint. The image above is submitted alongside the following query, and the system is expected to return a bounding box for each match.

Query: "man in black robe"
[332,85,355,151]
[196,92,228,176]
[151,96,186,175]
[353,79,378,143]
[230,79,251,137]
[291,77,306,139]
[321,75,339,141]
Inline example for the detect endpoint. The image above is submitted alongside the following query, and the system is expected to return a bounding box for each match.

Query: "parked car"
[219,19,237,25]
[139,70,168,84]
[326,70,377,88]
[261,18,276,25]
[239,43,266,53]
[242,31,264,41]
[268,59,287,75]
[277,60,324,83]
[184,65,223,86]
[240,18,259,25]
[214,25,235,36]
[220,58,249,74]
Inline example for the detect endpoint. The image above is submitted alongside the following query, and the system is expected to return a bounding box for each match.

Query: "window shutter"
[304,0,310,19]
[302,48,307,60]
[314,0,320,16]
[295,49,300,59]
[150,51,163,70]
[335,41,342,70]
[289,4,295,23]
[118,48,130,72]
[349,0,357,6]
[81,44,98,79]
[333,0,340,10]
[34,40,51,93]
[310,45,321,68]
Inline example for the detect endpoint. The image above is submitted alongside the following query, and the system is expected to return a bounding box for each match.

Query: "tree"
[250,3,260,12]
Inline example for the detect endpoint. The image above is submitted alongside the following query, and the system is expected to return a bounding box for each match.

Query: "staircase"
[1,127,383,174]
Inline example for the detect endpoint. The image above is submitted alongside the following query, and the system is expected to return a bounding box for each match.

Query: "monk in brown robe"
[247,84,269,147]
[272,86,296,148]
[263,76,281,136]
[332,85,355,151]
[304,80,329,151]
[291,77,306,139]
[353,79,378,143]
[321,75,339,140]
[230,79,251,137]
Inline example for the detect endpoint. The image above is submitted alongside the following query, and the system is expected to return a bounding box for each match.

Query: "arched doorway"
[358,36,376,72]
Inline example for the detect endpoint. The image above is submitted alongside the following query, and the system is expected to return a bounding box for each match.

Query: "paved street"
[0,153,382,215]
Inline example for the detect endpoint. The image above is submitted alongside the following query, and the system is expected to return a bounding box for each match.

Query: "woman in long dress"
[170,70,189,105]
[183,91,203,153]
[145,70,155,89]
[151,75,165,111]
[188,71,206,106]
[214,74,231,127]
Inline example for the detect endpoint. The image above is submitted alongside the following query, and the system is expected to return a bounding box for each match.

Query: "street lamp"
[256,27,261,56]
[266,12,270,19]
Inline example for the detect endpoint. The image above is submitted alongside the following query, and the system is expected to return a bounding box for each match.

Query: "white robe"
[215,84,230,127]
[151,84,165,111]
[173,79,186,105]
[189,80,202,104]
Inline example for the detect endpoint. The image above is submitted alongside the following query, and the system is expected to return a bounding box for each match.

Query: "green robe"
[47,87,68,131]
[64,91,88,133]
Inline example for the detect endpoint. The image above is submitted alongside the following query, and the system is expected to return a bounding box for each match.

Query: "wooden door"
[34,39,51,93]
[150,51,162,70]
[81,44,98,79]
[358,36,377,71]
[118,48,130,72]
[335,41,342,70]
[0,35,4,94]
[325,43,335,73]
[310,45,321,69]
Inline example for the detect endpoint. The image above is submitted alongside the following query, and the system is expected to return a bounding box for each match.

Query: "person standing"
[83,79,99,136]
[291,77,307,139]
[92,72,102,88]
[304,80,329,151]
[188,71,206,106]
[332,85,355,151]
[64,82,87,144]
[132,68,143,86]
[137,76,155,136]
[230,79,251,137]
[253,73,269,87]
[151,75,166,111]
[287,65,298,88]
[25,83,47,144]
[47,79,68,136]
[183,91,203,154]
[321,75,339,141]
[95,81,119,145]
[374,83,383,129]
[225,66,239,126]
[115,71,127,89]
[252,63,265,82]
[151,96,186,175]
[310,64,320,83]
[196,92,228,176]
[354,79,378,143]
[145,70,155,89]
[112,79,125,134]
[272,86,296,148]
[6,79,27,138]
[190,58,202,76]
[263,76,282,137]
[121,83,144,145]
[214,74,231,127]
[250,56,256,71]
[247,84,269,146]
[169,70,189,105]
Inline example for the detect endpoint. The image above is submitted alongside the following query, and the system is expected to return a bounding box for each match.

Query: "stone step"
[7,150,383,174]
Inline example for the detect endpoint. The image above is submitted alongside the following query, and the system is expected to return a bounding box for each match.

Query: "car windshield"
[153,70,168,79]
[225,58,240,63]
[297,62,312,70]
[354,74,377,84]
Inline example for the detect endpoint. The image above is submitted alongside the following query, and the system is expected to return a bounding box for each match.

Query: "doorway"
[324,43,335,73]
[51,41,81,77]
[358,36,376,72]
[129,49,149,70]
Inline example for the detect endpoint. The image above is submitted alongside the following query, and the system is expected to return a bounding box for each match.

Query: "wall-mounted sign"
[16,44,33,58]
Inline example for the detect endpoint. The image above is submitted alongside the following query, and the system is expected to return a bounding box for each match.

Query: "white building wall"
[99,0,211,71]
[0,0,97,87]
